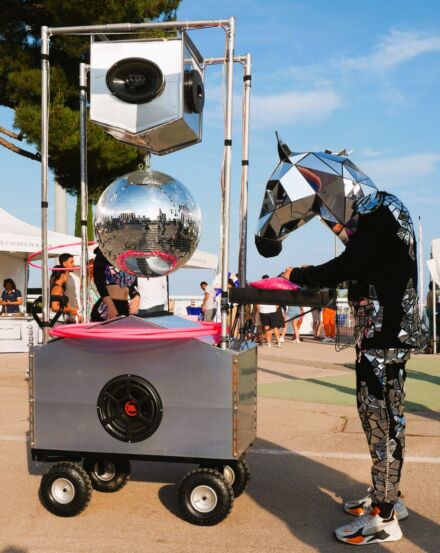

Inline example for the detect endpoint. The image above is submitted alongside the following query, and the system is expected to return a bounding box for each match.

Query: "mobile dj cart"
[31,17,258,526]
[30,315,257,525]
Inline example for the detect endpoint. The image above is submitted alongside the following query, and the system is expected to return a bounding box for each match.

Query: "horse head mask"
[255,134,378,257]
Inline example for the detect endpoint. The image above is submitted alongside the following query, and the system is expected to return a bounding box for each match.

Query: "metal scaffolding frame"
[40,18,251,348]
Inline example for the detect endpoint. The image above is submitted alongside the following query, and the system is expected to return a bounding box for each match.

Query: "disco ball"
[94,169,202,277]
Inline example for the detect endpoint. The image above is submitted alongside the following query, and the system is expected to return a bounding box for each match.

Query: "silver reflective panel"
[255,135,378,257]
[95,169,201,277]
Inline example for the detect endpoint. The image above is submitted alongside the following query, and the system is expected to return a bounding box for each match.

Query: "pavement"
[0,339,439,553]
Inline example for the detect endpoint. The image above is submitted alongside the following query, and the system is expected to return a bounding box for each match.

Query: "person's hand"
[201,304,207,313]
[283,267,294,280]
[103,298,118,319]
[129,295,140,315]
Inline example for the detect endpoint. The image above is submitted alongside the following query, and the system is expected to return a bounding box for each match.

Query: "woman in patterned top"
[91,247,140,321]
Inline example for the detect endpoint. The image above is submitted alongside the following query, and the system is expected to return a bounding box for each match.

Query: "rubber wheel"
[177,468,234,526]
[200,457,250,497]
[39,461,92,517]
[84,458,131,493]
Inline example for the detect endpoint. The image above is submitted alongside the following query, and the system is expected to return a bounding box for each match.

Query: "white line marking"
[0,434,26,442]
[250,448,440,464]
[1,435,438,464]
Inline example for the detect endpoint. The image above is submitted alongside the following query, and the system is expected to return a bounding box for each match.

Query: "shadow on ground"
[139,437,440,552]
[243,438,439,552]
[24,435,438,552]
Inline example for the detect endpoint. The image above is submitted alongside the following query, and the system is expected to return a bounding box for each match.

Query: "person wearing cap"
[256,136,420,546]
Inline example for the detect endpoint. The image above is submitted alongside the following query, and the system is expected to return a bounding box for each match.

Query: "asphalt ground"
[0,341,439,553]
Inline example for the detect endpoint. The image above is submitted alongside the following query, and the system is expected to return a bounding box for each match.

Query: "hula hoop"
[27,241,96,271]
[49,321,222,341]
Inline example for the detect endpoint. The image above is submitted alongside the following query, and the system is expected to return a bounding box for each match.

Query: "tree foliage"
[0,0,181,198]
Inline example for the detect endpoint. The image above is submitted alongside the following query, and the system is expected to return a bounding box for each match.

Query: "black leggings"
[90,298,129,322]
[356,348,409,511]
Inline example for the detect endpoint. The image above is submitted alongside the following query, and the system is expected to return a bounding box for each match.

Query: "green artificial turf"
[258,356,440,412]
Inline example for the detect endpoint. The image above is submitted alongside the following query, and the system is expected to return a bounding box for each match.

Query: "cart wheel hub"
[51,478,75,504]
[94,460,116,482]
[124,400,138,417]
[190,485,218,513]
[223,465,235,485]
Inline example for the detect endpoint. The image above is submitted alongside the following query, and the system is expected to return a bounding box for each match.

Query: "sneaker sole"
[344,506,409,521]
[335,528,403,545]
[335,534,402,545]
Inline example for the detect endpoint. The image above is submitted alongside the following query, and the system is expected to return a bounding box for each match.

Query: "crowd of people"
[198,275,337,346]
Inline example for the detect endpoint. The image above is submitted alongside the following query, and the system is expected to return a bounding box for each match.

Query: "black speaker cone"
[106,58,164,104]
[184,69,205,114]
[97,375,163,442]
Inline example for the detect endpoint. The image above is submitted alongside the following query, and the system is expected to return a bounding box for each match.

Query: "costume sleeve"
[93,256,109,299]
[129,279,139,299]
[289,213,380,288]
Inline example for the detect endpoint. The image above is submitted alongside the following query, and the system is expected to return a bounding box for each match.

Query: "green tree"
[0,0,181,234]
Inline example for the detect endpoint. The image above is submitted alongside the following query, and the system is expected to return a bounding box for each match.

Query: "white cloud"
[251,89,341,128]
[342,30,440,72]
[360,153,440,187]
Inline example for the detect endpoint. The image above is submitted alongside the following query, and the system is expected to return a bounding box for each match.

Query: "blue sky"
[1,0,439,295]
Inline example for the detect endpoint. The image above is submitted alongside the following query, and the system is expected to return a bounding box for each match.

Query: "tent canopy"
[0,207,76,258]
[0,207,218,302]
[428,238,440,286]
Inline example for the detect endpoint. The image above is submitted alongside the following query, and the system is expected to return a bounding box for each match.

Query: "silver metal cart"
[30,314,257,524]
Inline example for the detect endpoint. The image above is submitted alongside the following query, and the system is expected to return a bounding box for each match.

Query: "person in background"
[137,276,168,317]
[282,305,304,344]
[276,305,287,342]
[312,307,322,340]
[1,279,23,314]
[257,275,282,348]
[227,278,239,337]
[258,302,282,348]
[87,258,100,319]
[200,281,216,321]
[252,303,263,344]
[322,306,336,343]
[59,252,81,323]
[91,247,140,321]
[49,267,78,322]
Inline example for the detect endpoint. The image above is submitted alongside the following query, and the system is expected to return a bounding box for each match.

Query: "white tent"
[427,238,440,286]
[0,207,78,301]
[0,207,218,304]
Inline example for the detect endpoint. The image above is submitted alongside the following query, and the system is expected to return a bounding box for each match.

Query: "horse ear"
[276,131,293,162]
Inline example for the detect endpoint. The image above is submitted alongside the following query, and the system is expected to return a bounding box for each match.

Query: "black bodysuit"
[289,191,421,512]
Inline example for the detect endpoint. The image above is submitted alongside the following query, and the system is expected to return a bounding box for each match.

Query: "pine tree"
[0,0,181,201]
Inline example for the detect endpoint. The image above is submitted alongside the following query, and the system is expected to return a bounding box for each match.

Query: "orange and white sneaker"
[344,488,408,521]
[335,507,402,545]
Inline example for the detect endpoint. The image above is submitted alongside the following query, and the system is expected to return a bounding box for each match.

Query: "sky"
[0,0,439,296]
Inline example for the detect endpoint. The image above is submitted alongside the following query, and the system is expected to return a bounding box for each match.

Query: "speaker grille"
[97,375,163,443]
[106,58,164,104]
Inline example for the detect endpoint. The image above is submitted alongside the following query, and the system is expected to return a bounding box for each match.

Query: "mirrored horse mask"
[255,134,378,258]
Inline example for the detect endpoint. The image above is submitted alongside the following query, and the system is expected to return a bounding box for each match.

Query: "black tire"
[200,457,250,498]
[177,468,234,526]
[39,461,92,517]
[84,458,131,493]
